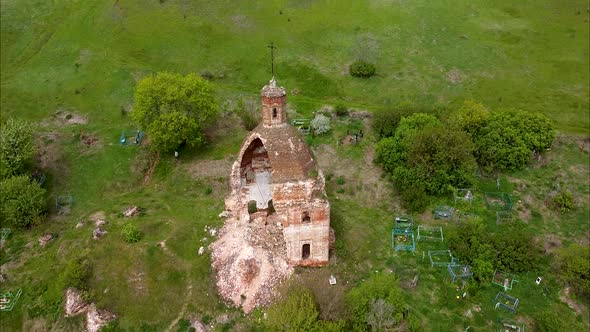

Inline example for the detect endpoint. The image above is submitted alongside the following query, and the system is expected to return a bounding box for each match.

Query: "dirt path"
[143,152,160,185]
[165,282,194,332]
[559,287,585,315]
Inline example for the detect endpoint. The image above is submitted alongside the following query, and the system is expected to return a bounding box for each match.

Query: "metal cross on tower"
[267,42,276,77]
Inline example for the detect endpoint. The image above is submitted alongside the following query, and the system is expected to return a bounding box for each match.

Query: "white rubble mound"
[210,215,293,313]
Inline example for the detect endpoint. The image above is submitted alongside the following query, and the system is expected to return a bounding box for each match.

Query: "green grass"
[1,0,589,331]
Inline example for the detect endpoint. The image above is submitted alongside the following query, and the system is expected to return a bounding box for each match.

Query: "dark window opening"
[272,108,277,119]
[302,244,310,259]
[302,211,311,223]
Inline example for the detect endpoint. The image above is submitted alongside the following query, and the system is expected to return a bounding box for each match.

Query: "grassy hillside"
[1,0,589,131]
[1,0,588,331]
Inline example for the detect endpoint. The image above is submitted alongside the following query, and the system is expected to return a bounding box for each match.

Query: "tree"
[0,175,46,227]
[311,114,331,135]
[376,113,475,210]
[265,285,319,332]
[366,299,397,332]
[371,101,416,139]
[473,109,555,171]
[0,118,34,179]
[132,72,218,152]
[345,272,407,331]
[449,100,489,136]
[474,120,531,171]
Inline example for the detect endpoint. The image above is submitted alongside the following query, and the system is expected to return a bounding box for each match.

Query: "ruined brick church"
[226,77,331,266]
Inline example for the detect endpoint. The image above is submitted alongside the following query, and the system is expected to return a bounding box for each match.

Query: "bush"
[311,114,331,135]
[334,104,348,117]
[122,222,142,243]
[62,257,92,290]
[0,118,34,179]
[372,101,417,139]
[0,175,46,227]
[555,244,590,297]
[552,190,574,213]
[345,272,407,331]
[235,98,260,130]
[447,221,543,281]
[349,60,376,78]
[265,284,319,332]
[248,200,257,214]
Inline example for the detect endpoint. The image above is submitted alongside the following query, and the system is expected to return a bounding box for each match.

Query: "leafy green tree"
[376,113,475,210]
[473,109,555,171]
[371,101,416,139]
[0,175,46,227]
[132,72,218,152]
[265,285,319,332]
[0,118,34,179]
[474,120,531,171]
[555,244,590,297]
[450,100,489,136]
[345,272,407,331]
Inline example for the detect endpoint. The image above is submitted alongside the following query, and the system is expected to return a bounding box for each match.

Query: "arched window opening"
[302,211,311,223]
[272,107,278,119]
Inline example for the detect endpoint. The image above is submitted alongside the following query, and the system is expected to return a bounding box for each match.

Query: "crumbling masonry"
[228,77,331,266]
[210,78,332,311]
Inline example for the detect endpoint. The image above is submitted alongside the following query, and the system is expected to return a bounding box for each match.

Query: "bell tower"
[260,77,287,127]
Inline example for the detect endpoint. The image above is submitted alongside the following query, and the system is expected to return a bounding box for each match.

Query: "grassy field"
[1,0,589,331]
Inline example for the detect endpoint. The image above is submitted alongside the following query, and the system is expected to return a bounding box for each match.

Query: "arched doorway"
[240,138,272,209]
[302,244,311,259]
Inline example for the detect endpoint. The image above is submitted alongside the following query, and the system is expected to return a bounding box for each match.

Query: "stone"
[93,228,107,240]
[38,234,53,247]
[218,211,229,218]
[76,222,84,229]
[65,288,88,317]
[123,206,140,217]
[198,246,205,255]
[86,303,116,332]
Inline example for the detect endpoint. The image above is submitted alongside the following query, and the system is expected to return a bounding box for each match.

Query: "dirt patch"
[143,152,160,185]
[185,157,233,179]
[44,109,88,126]
[314,144,398,209]
[231,14,253,29]
[80,134,99,146]
[576,137,590,153]
[128,271,147,297]
[559,287,585,315]
[35,132,64,171]
[542,234,562,253]
[446,68,464,84]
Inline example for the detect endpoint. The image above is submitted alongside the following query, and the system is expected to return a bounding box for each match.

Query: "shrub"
[62,257,92,290]
[336,176,345,185]
[311,114,331,135]
[345,272,407,331]
[235,98,260,130]
[552,190,574,213]
[0,175,46,227]
[265,284,319,332]
[555,244,590,297]
[334,104,348,117]
[372,101,417,139]
[122,222,142,243]
[248,200,257,214]
[0,118,34,179]
[349,60,376,78]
